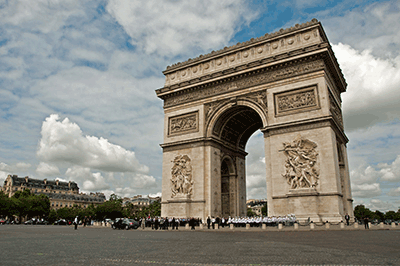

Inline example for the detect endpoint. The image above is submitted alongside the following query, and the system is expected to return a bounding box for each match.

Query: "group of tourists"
[142,217,201,230]
[206,214,297,228]
[139,214,297,230]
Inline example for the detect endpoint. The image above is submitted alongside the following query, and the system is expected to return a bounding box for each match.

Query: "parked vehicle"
[24,219,36,225]
[112,218,139,230]
[54,219,68,225]
[0,219,6,225]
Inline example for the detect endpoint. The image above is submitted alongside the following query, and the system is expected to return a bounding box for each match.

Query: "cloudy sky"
[1,0,399,212]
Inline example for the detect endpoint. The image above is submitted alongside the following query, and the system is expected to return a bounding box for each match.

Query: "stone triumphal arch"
[156,19,353,222]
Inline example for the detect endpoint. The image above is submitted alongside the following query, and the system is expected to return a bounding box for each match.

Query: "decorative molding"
[329,91,343,128]
[281,135,319,189]
[164,19,321,73]
[275,85,319,116]
[164,59,325,107]
[263,117,331,137]
[171,155,193,198]
[168,111,199,136]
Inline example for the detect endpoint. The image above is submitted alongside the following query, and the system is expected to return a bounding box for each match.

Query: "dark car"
[54,219,68,225]
[112,218,139,230]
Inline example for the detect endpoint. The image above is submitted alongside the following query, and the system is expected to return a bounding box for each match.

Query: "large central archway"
[156,19,354,222]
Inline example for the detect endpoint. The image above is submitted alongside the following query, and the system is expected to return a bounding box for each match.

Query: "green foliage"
[0,191,13,217]
[247,208,256,217]
[261,203,268,216]
[354,205,373,220]
[8,189,50,220]
[135,201,161,218]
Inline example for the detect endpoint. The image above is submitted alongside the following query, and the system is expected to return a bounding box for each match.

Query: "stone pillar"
[246,224,250,229]
[215,224,219,229]
[230,224,234,230]
[379,222,384,229]
[185,223,190,230]
[325,222,330,229]
[278,223,283,230]
[199,223,204,229]
[354,222,359,229]
[391,222,396,228]
[340,222,345,229]
[262,224,266,230]
[294,223,299,230]
[368,222,371,228]
[310,222,315,230]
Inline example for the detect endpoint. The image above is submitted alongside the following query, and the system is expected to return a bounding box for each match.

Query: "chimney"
[25,176,29,183]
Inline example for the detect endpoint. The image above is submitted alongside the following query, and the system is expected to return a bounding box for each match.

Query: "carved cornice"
[262,116,348,144]
[161,55,325,108]
[163,19,322,73]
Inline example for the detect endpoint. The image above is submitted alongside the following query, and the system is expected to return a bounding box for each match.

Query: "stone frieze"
[171,155,193,198]
[164,59,325,107]
[281,136,319,189]
[169,111,198,135]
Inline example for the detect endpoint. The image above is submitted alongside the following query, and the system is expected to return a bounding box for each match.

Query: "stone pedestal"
[230,224,234,230]
[354,223,359,229]
[340,222,345,229]
[262,224,266,230]
[215,224,219,229]
[246,224,250,230]
[325,223,330,229]
[310,223,315,230]
[379,222,384,228]
[391,222,396,228]
[185,223,189,230]
[199,223,203,229]
[278,223,283,230]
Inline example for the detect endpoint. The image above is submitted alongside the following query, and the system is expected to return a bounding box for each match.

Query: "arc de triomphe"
[156,19,353,222]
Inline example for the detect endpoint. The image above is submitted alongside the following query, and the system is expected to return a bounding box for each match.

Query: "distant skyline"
[1,0,399,211]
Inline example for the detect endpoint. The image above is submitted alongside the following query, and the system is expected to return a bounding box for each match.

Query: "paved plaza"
[1,225,399,265]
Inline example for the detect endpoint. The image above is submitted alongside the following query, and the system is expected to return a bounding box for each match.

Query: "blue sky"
[1,0,399,212]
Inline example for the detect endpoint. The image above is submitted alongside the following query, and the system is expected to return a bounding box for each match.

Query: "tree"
[261,203,268,216]
[136,201,161,218]
[0,191,12,218]
[247,208,256,217]
[354,205,373,221]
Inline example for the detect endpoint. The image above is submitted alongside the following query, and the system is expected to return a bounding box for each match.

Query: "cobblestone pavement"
[1,225,399,266]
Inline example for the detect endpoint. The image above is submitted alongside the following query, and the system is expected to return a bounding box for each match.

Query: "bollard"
[325,222,330,229]
[278,223,283,230]
[368,222,371,228]
[391,222,396,228]
[199,223,204,229]
[246,224,250,230]
[354,222,359,229]
[340,222,345,229]
[230,224,234,230]
[310,222,315,230]
[262,224,266,230]
[215,223,219,229]
[294,223,299,230]
[185,223,190,230]
[379,222,384,228]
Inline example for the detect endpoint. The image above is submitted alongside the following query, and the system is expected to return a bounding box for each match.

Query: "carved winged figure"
[171,155,193,197]
[282,136,319,189]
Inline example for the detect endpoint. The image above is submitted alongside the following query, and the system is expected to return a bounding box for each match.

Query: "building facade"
[2,175,105,209]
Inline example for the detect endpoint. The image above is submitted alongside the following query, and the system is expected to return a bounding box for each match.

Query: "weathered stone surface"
[156,20,353,222]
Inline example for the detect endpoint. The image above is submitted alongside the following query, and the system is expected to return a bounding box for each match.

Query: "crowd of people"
[138,214,297,230]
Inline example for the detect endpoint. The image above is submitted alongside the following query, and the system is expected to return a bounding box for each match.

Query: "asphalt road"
[1,225,399,265]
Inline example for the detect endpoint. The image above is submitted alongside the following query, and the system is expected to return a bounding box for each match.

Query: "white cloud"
[0,0,84,34]
[366,199,396,212]
[333,43,400,131]
[106,0,257,57]
[65,166,110,191]
[37,114,149,173]
[0,161,32,185]
[36,162,60,176]
[377,155,400,182]
[387,187,400,197]
[350,165,382,198]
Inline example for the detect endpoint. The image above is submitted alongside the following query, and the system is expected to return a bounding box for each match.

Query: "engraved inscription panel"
[168,111,199,135]
[275,86,319,116]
